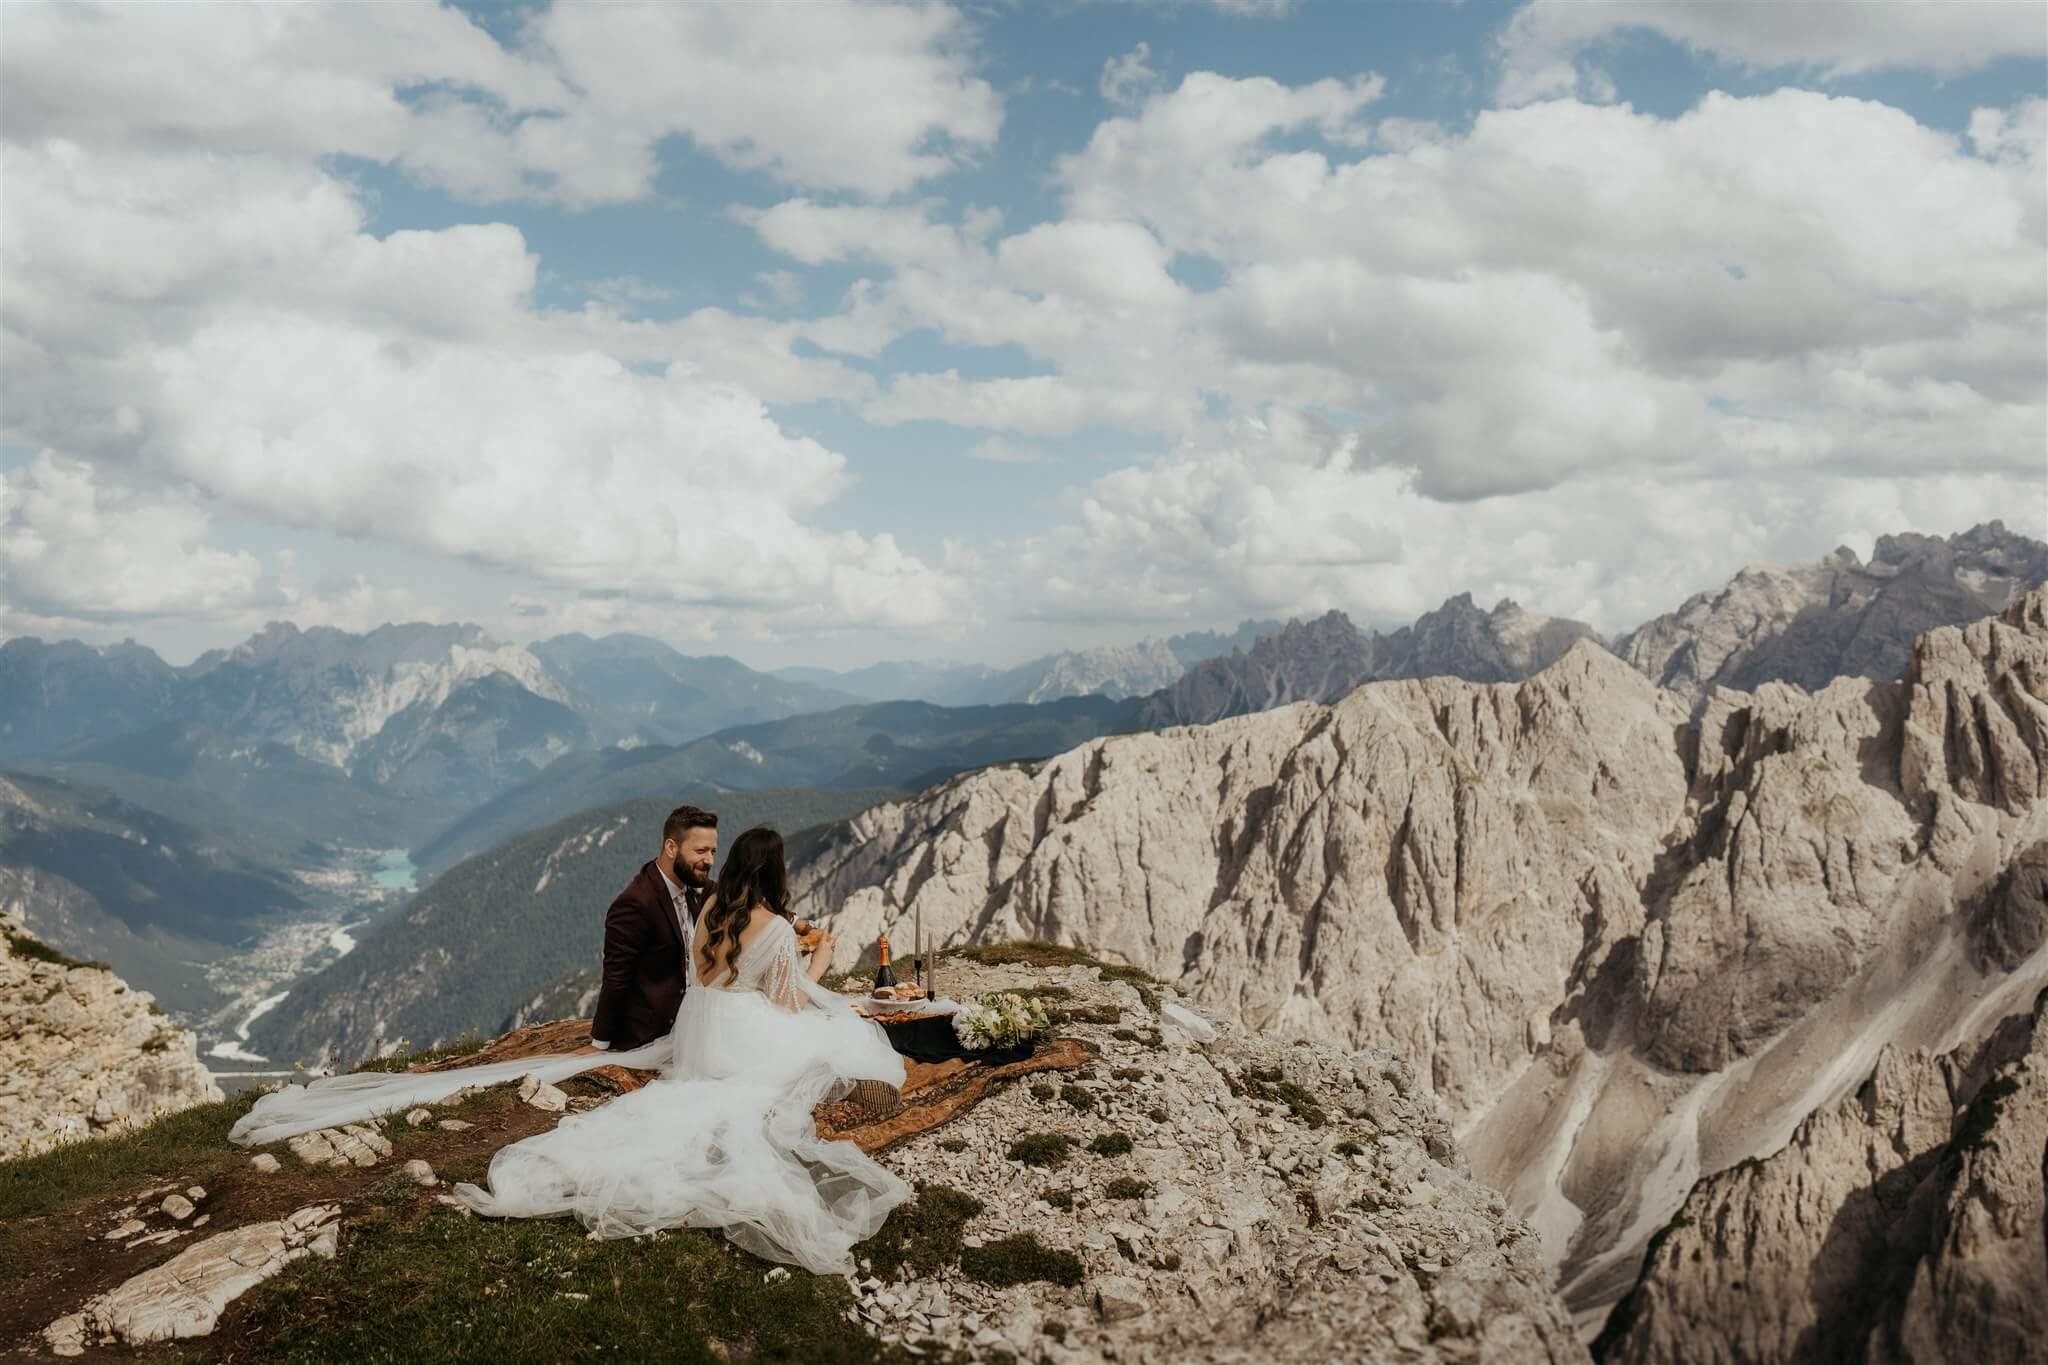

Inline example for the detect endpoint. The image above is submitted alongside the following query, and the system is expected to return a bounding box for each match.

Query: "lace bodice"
[693,914,809,1012]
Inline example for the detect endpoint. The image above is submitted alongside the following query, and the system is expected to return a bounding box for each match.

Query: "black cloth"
[589,861,705,1051]
[880,1014,1036,1066]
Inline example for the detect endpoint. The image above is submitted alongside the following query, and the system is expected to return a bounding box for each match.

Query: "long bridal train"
[231,916,909,1274]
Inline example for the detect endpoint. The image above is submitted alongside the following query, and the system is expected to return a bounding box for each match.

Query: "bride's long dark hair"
[695,825,790,985]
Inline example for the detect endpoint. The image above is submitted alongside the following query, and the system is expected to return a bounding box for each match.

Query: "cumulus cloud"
[753,76,2041,500]
[0,55,963,635]
[0,0,1001,204]
[0,454,262,626]
[1101,43,1161,109]
[1496,0,2048,107]
[1003,410,2045,635]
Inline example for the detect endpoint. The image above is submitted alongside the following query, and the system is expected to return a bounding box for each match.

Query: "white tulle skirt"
[451,984,910,1273]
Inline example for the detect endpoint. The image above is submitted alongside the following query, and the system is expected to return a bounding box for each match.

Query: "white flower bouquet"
[951,992,1053,1053]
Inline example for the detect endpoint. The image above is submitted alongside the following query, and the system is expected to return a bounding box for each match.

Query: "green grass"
[957,1234,1085,1288]
[861,1185,985,1281]
[1006,1133,1076,1169]
[1060,1085,1095,1112]
[0,1091,259,1222]
[1104,1177,1152,1201]
[233,1201,931,1364]
[1335,1140,1365,1158]
[1087,1134,1132,1157]
[1147,1108,1168,1124]
[1042,1189,1074,1211]
[1029,1083,1054,1101]
[1233,1066,1329,1129]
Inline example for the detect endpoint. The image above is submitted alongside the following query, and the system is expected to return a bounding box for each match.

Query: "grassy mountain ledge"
[7,947,1582,1363]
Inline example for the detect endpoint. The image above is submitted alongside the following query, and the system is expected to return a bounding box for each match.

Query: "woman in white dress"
[231,827,910,1275]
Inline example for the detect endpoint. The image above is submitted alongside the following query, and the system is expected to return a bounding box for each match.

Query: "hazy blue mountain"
[10,720,437,856]
[0,770,308,1013]
[774,619,1281,706]
[253,787,897,1066]
[0,638,181,758]
[414,693,1140,874]
[349,670,590,807]
[771,659,999,704]
[532,632,861,746]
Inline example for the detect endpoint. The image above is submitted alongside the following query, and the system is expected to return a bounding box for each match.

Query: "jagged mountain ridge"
[1618,521,2048,710]
[1140,594,1600,727]
[0,623,875,818]
[792,588,2048,1341]
[1594,983,2048,1363]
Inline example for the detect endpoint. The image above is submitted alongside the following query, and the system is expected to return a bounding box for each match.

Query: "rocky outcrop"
[45,1203,342,1355]
[1618,521,2048,711]
[1140,595,1599,727]
[817,954,1585,1363]
[0,910,221,1158]
[796,588,2048,1334]
[1594,989,2047,1364]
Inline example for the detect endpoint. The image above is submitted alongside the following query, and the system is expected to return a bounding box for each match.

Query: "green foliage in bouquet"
[951,992,1054,1052]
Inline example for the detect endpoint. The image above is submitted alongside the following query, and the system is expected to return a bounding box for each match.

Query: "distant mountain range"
[1139,594,1600,727]
[251,787,897,1067]
[530,633,862,746]
[5,520,2042,1040]
[1617,523,2048,708]
[776,620,1278,705]
[413,693,1141,874]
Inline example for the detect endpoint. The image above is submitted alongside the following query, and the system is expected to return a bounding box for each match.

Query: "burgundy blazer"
[590,861,701,1051]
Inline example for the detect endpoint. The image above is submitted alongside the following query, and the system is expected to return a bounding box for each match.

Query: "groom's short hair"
[664,805,718,844]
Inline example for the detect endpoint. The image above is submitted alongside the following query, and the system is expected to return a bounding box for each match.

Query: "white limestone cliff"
[1,910,222,1158]
[795,588,2048,1337]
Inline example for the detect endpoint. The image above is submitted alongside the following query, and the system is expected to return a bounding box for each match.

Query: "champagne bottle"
[873,935,897,990]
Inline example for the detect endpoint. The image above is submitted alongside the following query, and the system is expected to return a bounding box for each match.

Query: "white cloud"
[0,0,1001,205]
[1053,83,2046,496]
[0,454,262,625]
[1003,410,2044,634]
[1101,43,1161,109]
[1496,0,2048,107]
[0,126,957,636]
[769,79,2041,500]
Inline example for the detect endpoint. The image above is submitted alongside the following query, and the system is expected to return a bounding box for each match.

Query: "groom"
[584,804,718,1053]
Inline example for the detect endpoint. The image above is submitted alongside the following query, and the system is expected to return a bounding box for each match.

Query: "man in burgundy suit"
[584,804,718,1053]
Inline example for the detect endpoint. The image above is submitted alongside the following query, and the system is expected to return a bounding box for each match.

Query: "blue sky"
[2,0,2042,668]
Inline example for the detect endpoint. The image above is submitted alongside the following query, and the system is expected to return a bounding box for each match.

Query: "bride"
[230,826,911,1274]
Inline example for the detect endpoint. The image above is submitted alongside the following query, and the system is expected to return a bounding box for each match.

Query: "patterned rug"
[411,1017,1094,1154]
